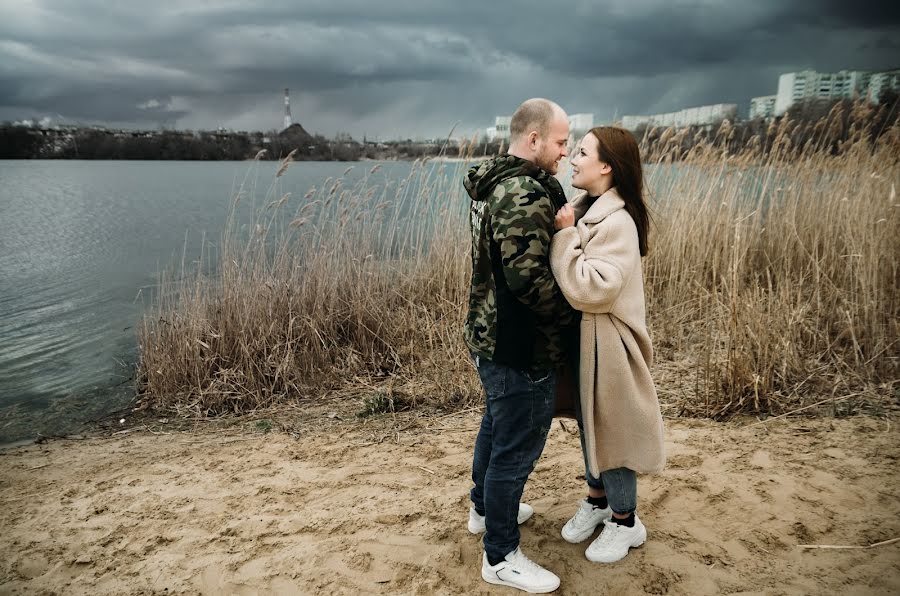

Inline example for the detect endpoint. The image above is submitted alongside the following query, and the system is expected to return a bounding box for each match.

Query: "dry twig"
[798,537,900,550]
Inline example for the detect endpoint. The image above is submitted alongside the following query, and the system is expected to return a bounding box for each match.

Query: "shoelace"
[572,502,598,527]
[508,549,542,574]
[596,521,621,547]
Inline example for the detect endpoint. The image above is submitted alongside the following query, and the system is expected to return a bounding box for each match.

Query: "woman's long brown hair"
[590,126,650,256]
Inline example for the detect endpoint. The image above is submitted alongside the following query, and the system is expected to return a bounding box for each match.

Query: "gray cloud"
[0,0,897,138]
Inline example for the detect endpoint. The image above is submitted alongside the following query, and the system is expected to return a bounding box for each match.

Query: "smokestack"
[283,88,292,130]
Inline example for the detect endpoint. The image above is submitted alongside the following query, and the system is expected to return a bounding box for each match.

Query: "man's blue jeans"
[470,354,556,563]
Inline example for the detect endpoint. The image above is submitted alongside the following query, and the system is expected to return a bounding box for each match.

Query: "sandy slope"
[1,410,898,595]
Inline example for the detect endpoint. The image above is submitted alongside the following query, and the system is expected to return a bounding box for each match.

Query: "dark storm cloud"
[776,0,900,29]
[467,1,900,78]
[0,0,897,137]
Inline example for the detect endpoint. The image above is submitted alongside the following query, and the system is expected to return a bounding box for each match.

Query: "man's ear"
[528,131,539,149]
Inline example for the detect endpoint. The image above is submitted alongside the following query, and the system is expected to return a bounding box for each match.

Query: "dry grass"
[137,105,900,419]
[642,103,899,416]
[137,157,478,417]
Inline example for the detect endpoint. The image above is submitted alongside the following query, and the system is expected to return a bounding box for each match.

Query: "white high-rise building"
[621,115,652,130]
[749,95,777,120]
[774,70,871,115]
[620,103,737,130]
[868,69,900,103]
[568,113,594,137]
[493,116,511,140]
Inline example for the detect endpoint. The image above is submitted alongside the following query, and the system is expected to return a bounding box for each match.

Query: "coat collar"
[573,187,626,225]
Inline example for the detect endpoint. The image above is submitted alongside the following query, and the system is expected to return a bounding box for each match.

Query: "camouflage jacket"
[464,155,577,372]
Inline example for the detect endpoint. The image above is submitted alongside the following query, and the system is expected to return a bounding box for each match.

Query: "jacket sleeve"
[490,176,567,318]
[550,212,636,314]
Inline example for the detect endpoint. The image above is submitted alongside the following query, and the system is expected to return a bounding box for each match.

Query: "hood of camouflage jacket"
[464,155,567,207]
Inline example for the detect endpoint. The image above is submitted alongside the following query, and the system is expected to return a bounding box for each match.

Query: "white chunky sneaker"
[481,547,560,593]
[585,514,647,563]
[561,498,612,544]
[468,503,535,534]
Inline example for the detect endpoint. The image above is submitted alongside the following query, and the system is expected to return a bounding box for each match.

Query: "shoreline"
[1,405,898,594]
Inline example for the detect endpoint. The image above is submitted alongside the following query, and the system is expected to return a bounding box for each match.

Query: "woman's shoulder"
[599,209,638,239]
[605,207,637,227]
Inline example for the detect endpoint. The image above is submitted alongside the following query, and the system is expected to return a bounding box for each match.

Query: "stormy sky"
[1,0,897,139]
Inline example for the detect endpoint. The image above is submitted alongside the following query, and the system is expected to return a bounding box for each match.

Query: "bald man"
[463,98,576,593]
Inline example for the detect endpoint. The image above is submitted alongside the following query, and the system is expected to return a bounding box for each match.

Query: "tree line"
[4,91,896,162]
[0,122,459,161]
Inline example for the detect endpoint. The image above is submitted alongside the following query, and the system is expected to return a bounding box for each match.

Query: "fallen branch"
[142,424,171,436]
[112,427,142,436]
[798,537,900,550]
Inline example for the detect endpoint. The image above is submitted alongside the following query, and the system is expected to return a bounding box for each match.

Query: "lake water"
[0,159,469,445]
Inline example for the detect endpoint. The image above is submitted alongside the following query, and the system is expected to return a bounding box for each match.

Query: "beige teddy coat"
[550,188,665,476]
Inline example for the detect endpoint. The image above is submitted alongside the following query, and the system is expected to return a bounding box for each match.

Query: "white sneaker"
[468,503,535,534]
[585,514,647,563]
[481,547,560,593]
[561,498,612,543]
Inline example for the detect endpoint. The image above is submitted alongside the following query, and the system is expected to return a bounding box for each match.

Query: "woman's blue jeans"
[569,345,637,514]
[470,354,556,563]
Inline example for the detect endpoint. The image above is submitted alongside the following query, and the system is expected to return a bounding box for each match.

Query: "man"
[463,98,576,593]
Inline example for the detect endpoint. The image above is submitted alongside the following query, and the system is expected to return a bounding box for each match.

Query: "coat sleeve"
[550,212,637,314]
[490,176,568,318]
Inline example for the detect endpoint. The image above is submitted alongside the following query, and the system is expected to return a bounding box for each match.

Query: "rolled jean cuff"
[600,467,637,514]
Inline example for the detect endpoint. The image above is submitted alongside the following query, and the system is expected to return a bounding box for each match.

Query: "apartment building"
[749,95,777,120]
[620,103,737,131]
[868,69,900,103]
[774,70,874,115]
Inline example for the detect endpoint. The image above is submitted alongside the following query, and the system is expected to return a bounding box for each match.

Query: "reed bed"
[137,106,899,419]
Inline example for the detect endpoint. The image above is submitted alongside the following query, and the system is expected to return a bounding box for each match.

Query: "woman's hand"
[555,203,575,230]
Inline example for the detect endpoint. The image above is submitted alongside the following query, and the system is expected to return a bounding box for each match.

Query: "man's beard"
[535,147,558,174]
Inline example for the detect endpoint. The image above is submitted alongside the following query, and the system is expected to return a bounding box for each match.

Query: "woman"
[550,126,665,564]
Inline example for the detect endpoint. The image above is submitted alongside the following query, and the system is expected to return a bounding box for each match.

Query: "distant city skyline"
[1,1,898,139]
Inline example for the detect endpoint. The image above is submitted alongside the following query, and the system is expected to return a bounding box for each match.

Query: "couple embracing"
[464,98,666,593]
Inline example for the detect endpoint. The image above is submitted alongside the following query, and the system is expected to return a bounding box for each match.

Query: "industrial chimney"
[283,88,292,130]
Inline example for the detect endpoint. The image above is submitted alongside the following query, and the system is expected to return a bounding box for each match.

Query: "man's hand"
[554,204,575,230]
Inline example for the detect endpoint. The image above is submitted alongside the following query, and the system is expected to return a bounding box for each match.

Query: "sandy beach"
[1,407,898,595]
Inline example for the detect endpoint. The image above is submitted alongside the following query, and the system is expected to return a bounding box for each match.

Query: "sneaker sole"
[561,523,601,544]
[482,569,560,594]
[585,526,647,563]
